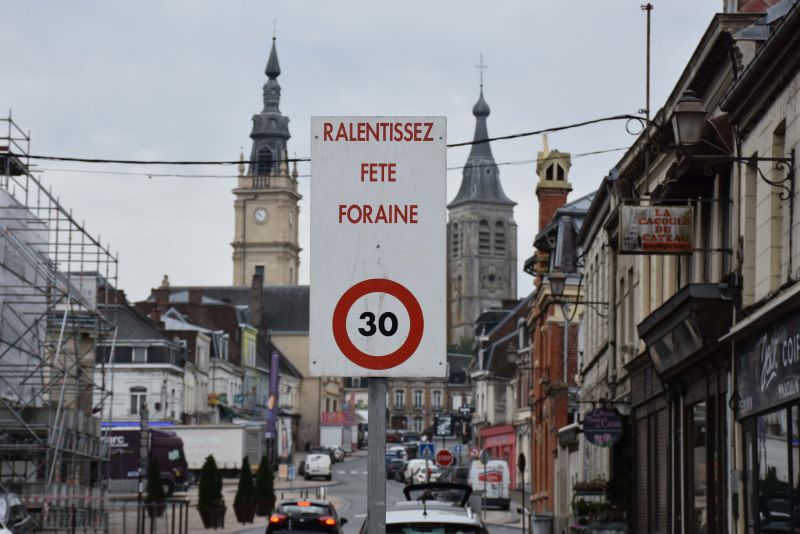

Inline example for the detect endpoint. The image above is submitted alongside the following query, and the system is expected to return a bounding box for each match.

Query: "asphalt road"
[237,454,521,534]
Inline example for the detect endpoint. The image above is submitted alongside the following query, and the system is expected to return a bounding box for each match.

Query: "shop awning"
[637,283,732,380]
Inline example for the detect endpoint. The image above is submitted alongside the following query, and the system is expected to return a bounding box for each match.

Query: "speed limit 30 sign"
[309,117,446,377]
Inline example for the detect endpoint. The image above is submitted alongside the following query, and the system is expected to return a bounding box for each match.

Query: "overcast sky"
[1,1,721,301]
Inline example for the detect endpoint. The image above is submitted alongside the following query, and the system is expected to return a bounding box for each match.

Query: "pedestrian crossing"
[337,470,369,475]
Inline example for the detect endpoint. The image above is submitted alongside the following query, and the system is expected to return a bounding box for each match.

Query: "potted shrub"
[145,457,167,518]
[197,454,226,529]
[233,457,257,524]
[255,455,276,517]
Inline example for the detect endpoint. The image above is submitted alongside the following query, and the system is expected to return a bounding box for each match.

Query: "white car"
[404,459,439,484]
[412,464,441,484]
[360,483,486,534]
[332,446,345,463]
[304,453,333,481]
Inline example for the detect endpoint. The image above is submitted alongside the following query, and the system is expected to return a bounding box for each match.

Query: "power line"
[20,114,642,167]
[37,146,629,180]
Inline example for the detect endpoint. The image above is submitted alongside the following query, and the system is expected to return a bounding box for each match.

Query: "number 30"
[358,312,398,337]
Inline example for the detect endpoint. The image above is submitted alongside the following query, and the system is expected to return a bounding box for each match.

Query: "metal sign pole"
[367,378,387,534]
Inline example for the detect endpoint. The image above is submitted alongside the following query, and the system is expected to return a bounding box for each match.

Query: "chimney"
[250,272,264,328]
[188,288,203,305]
[153,288,170,307]
[535,135,572,230]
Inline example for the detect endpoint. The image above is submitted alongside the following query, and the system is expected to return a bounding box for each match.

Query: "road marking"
[337,471,346,474]
[350,470,359,474]
[362,471,368,475]
[355,513,367,518]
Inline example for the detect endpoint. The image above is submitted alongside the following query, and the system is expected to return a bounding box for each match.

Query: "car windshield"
[387,524,482,534]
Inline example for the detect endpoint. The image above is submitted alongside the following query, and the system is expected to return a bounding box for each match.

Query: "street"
[236,453,522,534]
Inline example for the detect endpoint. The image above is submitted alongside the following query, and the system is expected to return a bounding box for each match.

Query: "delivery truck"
[105,428,189,496]
[170,423,265,477]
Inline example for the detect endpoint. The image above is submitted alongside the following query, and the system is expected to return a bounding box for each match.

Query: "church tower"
[447,79,517,345]
[232,37,301,286]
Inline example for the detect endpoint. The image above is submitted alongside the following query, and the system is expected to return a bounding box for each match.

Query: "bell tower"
[447,65,517,345]
[232,36,301,286]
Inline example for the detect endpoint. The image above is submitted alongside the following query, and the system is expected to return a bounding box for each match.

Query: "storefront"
[734,301,800,533]
[480,424,517,487]
[636,284,732,534]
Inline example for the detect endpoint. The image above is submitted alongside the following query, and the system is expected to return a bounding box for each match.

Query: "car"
[400,432,421,444]
[412,464,442,485]
[403,459,434,483]
[385,458,406,478]
[0,493,32,534]
[439,466,470,485]
[358,483,487,534]
[266,499,348,534]
[331,446,345,463]
[386,445,408,461]
[304,454,332,481]
[310,447,338,464]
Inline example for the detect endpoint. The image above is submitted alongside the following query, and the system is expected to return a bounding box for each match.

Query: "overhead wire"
[37,147,629,180]
[21,113,642,168]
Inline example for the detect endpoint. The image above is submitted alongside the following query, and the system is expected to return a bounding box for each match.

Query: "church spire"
[448,58,514,209]
[248,34,291,177]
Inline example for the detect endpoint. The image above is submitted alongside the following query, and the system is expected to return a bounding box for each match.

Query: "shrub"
[254,456,275,501]
[234,457,256,507]
[198,454,223,508]
[146,457,166,503]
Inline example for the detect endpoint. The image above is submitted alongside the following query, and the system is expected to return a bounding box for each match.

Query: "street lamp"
[670,90,706,148]
[548,271,566,299]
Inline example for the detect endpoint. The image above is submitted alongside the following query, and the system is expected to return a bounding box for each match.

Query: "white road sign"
[309,117,446,377]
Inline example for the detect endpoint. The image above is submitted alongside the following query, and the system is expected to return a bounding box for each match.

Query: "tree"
[254,455,276,516]
[233,457,257,523]
[145,457,166,503]
[198,454,223,507]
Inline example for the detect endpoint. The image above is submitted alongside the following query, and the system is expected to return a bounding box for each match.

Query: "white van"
[304,453,332,481]
[468,459,511,510]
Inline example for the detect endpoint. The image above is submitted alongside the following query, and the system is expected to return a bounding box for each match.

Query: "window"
[394,389,405,409]
[413,389,423,408]
[255,265,264,278]
[479,220,491,254]
[132,347,146,363]
[556,164,565,181]
[494,221,506,255]
[546,165,554,180]
[432,390,442,409]
[413,417,423,432]
[130,387,147,415]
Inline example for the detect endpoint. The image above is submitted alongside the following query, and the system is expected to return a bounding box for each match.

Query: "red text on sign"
[361,163,396,182]
[322,121,434,142]
[338,203,418,224]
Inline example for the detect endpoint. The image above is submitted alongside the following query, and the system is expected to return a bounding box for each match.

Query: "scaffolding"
[0,113,118,532]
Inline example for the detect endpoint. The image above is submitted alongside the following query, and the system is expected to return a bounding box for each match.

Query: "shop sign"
[619,205,693,254]
[583,409,624,448]
[736,311,800,418]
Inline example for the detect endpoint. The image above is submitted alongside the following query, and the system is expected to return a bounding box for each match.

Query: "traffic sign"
[434,415,452,437]
[418,442,435,460]
[436,449,454,468]
[468,446,480,459]
[309,117,446,377]
[453,444,463,455]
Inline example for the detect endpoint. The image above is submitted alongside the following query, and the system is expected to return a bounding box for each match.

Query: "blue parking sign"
[453,444,463,455]
[418,442,435,460]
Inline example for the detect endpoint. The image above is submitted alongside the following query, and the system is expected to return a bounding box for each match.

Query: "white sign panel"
[310,117,446,377]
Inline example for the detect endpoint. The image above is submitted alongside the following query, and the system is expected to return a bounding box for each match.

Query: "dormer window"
[546,165,554,180]
[557,165,565,181]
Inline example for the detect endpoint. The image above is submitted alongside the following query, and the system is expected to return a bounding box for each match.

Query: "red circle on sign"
[436,449,453,468]
[332,278,424,370]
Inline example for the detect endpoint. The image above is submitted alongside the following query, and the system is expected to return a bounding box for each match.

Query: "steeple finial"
[475,54,487,90]
[265,30,281,79]
[273,19,277,40]
[292,153,299,179]
[238,147,245,176]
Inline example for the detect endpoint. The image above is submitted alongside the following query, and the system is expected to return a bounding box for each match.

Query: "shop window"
[757,409,790,530]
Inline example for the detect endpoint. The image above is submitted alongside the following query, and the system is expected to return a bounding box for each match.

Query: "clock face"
[254,208,268,224]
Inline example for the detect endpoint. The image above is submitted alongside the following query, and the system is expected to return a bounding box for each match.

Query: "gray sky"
[1,1,720,301]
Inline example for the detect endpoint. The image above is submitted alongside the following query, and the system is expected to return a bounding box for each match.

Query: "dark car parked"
[266,499,348,534]
[386,458,406,479]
